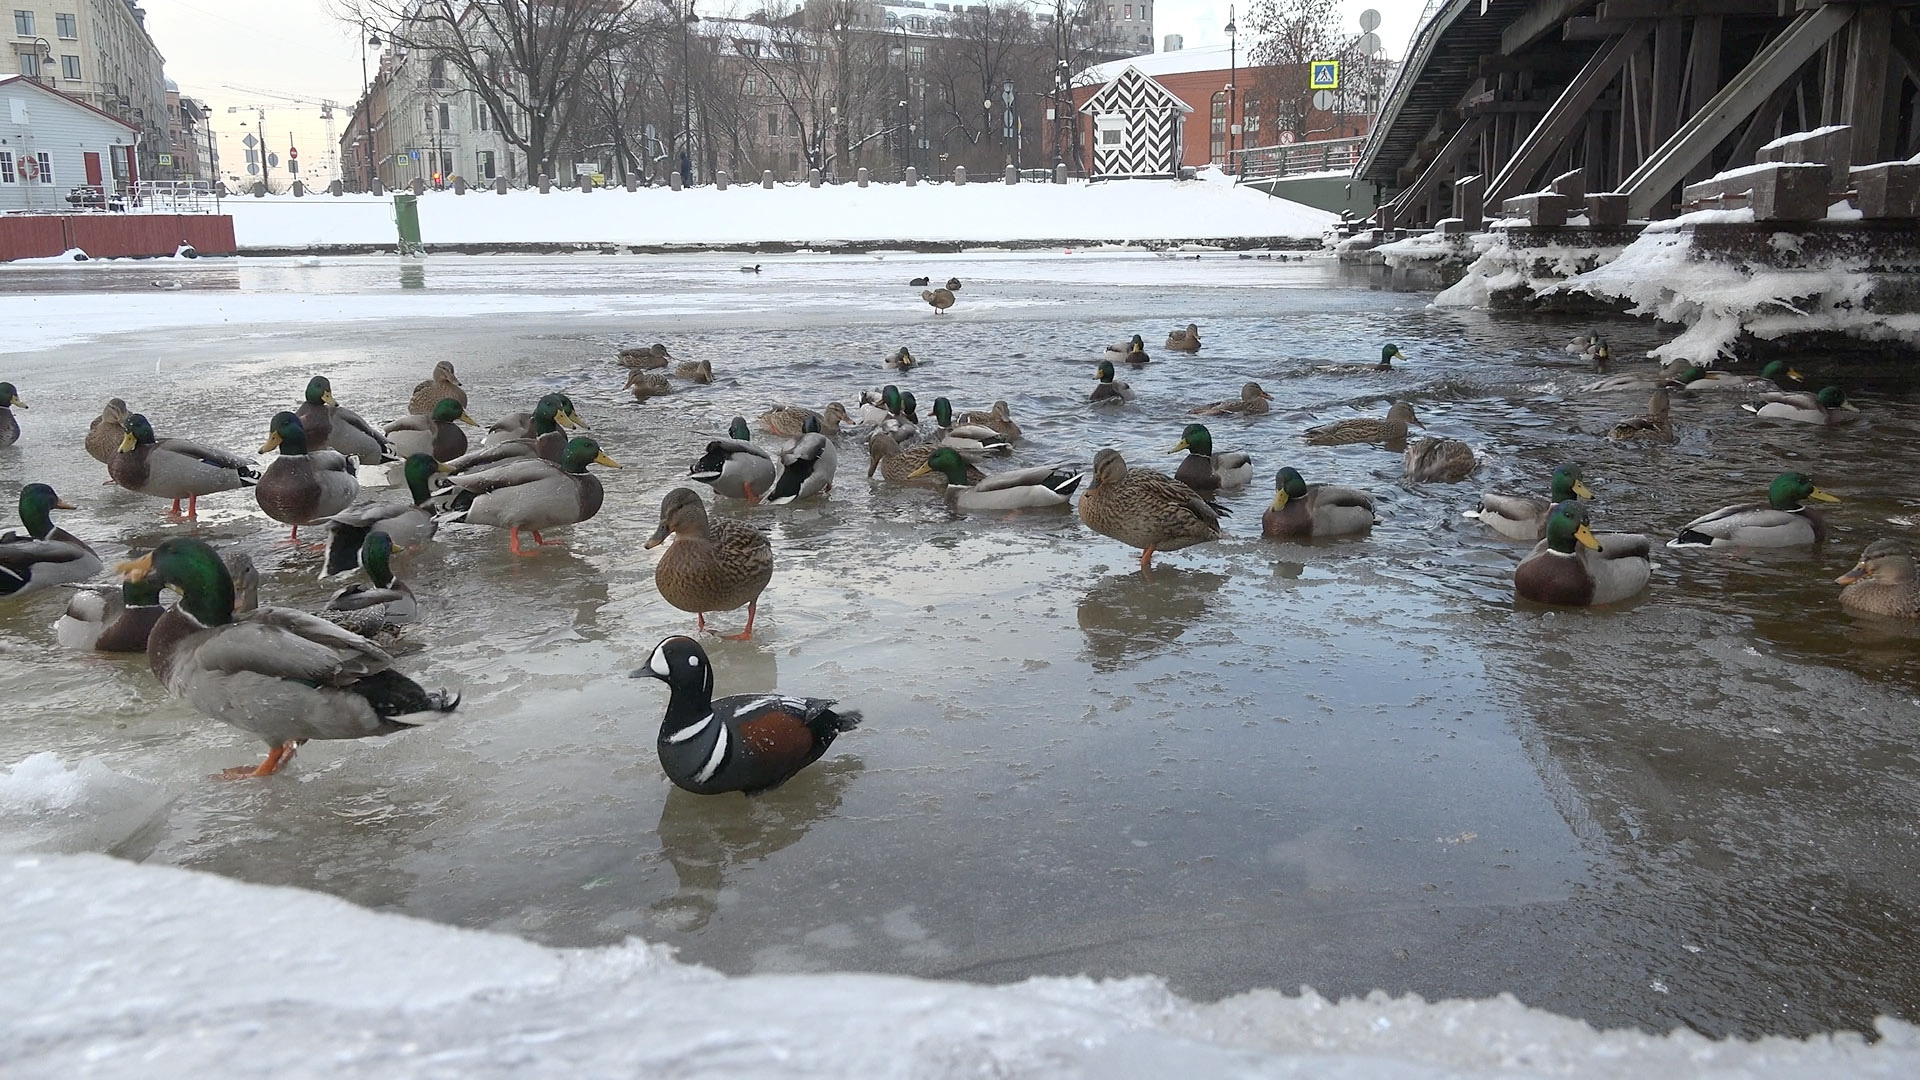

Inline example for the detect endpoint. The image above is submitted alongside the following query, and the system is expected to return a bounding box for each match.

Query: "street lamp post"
[1225,6,1237,175]
[360,28,382,191]
[30,37,53,83]
[680,1,698,186]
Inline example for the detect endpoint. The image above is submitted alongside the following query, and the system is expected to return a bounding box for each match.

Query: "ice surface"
[5,852,1918,1077]
[0,753,169,856]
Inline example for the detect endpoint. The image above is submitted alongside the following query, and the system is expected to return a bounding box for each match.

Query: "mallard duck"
[256,412,360,541]
[1,484,101,599]
[674,359,714,383]
[1608,387,1674,442]
[118,536,459,778]
[297,376,394,463]
[1836,539,1920,618]
[866,431,982,486]
[1105,334,1150,365]
[921,287,955,313]
[1403,437,1477,482]
[407,360,466,414]
[646,486,774,640]
[908,276,930,287]
[1077,448,1223,572]
[55,575,167,652]
[1261,467,1376,538]
[1191,382,1273,416]
[1091,360,1135,404]
[907,446,1081,511]
[945,276,963,291]
[767,414,837,504]
[1465,464,1594,541]
[1319,343,1405,374]
[1565,333,1604,359]
[485,393,583,447]
[625,370,672,401]
[1680,360,1803,393]
[441,436,619,555]
[109,413,259,518]
[633,635,861,795]
[1668,472,1837,548]
[885,347,915,370]
[929,397,1012,456]
[86,398,129,465]
[322,453,446,577]
[618,343,673,369]
[385,397,478,462]
[1742,385,1861,425]
[1515,501,1651,606]
[857,384,904,427]
[1582,357,1693,393]
[1303,401,1423,446]
[0,381,22,446]
[690,417,777,504]
[959,400,1021,440]
[456,395,576,476]
[760,401,851,439]
[321,532,419,637]
[1167,423,1252,495]
[1165,323,1201,353]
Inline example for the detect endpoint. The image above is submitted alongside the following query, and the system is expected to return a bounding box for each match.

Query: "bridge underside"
[1358,0,1920,227]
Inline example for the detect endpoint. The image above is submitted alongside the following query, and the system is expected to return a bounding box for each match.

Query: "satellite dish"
[1359,8,1381,32]
[1357,32,1381,55]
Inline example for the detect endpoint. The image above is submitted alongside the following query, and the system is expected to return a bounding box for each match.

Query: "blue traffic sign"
[1310,61,1340,90]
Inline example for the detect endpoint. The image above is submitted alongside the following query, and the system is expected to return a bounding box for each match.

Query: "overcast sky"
[140,0,1421,179]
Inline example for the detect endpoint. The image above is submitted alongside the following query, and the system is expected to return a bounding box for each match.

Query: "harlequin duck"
[633,635,862,795]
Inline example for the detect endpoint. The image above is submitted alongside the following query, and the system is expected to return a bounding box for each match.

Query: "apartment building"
[4,2,167,176]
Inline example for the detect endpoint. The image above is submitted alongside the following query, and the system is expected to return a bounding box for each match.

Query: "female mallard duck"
[1191,382,1273,416]
[945,276,962,291]
[1167,423,1252,495]
[1680,360,1803,393]
[86,397,129,465]
[768,414,838,504]
[485,392,583,447]
[922,287,955,313]
[760,401,850,439]
[55,575,167,652]
[1165,323,1201,353]
[384,397,478,462]
[1608,387,1674,442]
[441,436,620,556]
[690,416,777,503]
[1303,401,1423,446]
[906,446,1082,511]
[118,536,459,778]
[0,381,23,446]
[1515,501,1651,606]
[674,358,714,383]
[885,347,915,370]
[618,343,673,369]
[625,370,673,401]
[646,486,775,640]
[1403,436,1477,483]
[407,360,466,414]
[322,453,446,577]
[929,397,1012,456]
[1836,539,1920,618]
[1742,385,1861,425]
[321,532,419,637]
[1319,343,1405,374]
[1104,334,1150,365]
[1078,448,1223,572]
[866,431,983,486]
[298,376,395,463]
[109,413,259,518]
[1582,357,1693,393]
[1465,464,1593,541]
[1261,467,1376,538]
[256,412,360,541]
[2,484,101,598]
[1091,360,1136,404]
[959,400,1021,440]
[1668,472,1838,548]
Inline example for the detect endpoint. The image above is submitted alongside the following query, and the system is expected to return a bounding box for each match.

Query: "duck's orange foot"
[215,741,297,780]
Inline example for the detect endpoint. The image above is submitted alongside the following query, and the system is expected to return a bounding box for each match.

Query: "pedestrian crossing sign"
[1310,61,1340,90]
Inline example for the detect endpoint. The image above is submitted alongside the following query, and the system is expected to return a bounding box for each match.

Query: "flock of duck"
[1,315,1915,796]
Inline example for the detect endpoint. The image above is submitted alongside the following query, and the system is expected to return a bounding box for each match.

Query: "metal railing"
[1233,136,1369,181]
[14,181,225,215]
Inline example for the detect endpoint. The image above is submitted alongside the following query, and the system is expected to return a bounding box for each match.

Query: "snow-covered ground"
[216,179,1334,250]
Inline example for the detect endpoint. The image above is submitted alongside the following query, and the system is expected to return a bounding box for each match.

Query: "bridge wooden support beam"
[1842,5,1895,164]
[1486,26,1650,207]
[1387,116,1490,225]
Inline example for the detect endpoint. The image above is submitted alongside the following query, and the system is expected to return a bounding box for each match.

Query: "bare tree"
[1246,0,1341,140]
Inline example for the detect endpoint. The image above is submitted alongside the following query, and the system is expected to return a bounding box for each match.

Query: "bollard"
[370,178,383,196]
[328,179,343,196]
[452,176,467,194]
[1004,165,1017,185]
[578,173,591,192]
[857,167,869,188]
[252,181,266,197]
[954,166,966,185]
[716,170,729,190]
[808,168,821,188]
[1054,163,1067,185]
[537,172,551,193]
[625,177,637,192]
[495,176,509,194]
[762,170,775,189]
[905,166,918,187]
[410,177,426,195]
[292,180,306,196]
[669,171,682,191]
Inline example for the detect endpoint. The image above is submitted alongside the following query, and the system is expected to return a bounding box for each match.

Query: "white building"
[0,73,139,210]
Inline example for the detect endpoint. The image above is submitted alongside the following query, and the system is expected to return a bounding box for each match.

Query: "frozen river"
[2,250,1918,1042]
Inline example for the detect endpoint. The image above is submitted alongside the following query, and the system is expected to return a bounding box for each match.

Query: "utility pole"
[258,106,271,189]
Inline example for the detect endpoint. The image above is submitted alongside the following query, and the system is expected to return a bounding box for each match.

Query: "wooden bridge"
[1356,0,1920,228]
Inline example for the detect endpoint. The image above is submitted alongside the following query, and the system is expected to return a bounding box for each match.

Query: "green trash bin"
[393,193,422,255]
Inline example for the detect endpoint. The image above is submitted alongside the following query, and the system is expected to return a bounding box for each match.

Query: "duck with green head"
[1104,334,1150,365]
[866,430,983,486]
[441,435,620,556]
[1745,385,1861,425]
[55,572,167,652]
[1668,472,1839,548]
[1467,464,1593,541]
[1167,423,1252,495]
[322,453,446,578]
[108,413,259,518]
[857,384,905,426]
[0,381,23,446]
[484,391,585,449]
[1679,360,1804,393]
[454,393,576,474]
[384,397,479,462]
[1078,448,1222,572]
[929,397,1012,456]
[1262,467,1375,539]
[906,446,1082,512]
[118,535,459,778]
[690,416,777,503]
[1515,501,1651,606]
[1,484,101,598]
[886,347,915,370]
[321,531,419,639]
[297,375,396,463]
[256,412,360,541]
[1091,360,1135,404]
[1836,539,1920,619]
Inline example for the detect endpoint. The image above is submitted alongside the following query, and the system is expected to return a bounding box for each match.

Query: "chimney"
[1163,34,1183,52]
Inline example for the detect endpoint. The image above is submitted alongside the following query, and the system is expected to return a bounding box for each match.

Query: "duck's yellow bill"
[459,412,480,426]
[53,497,74,510]
[1575,523,1602,550]
[117,432,137,452]
[116,552,155,582]
[594,451,622,468]
[1269,491,1290,512]
[1807,488,1840,502]
[905,462,932,479]
[1572,480,1596,499]
[1165,439,1189,454]
[322,390,338,406]
[258,431,283,453]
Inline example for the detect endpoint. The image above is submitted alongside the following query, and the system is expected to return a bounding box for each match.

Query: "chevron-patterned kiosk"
[1078,66,1193,181]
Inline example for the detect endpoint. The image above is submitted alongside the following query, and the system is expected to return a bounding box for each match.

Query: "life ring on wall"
[18,156,38,180]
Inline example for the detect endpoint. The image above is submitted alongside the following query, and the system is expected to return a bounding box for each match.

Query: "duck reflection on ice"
[1076,568,1227,672]
[651,755,863,932]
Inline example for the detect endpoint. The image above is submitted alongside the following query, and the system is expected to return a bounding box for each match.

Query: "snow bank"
[1429,230,1633,310]
[219,180,1335,250]
[4,851,1919,1077]
[0,753,169,856]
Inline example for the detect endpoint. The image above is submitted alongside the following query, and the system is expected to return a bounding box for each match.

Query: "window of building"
[437,102,450,130]
[768,111,780,138]
[1141,4,1149,21]
[13,10,32,36]
[60,54,77,80]
[428,58,447,89]
[1243,95,1260,134]
[55,12,74,38]
[424,103,432,126]
[0,150,13,183]
[739,40,757,58]
[789,115,801,138]
[35,150,51,183]
[743,74,755,96]
[16,49,36,77]
[477,149,495,179]
[1106,5,1114,20]
[1209,91,1226,164]
[1124,4,1131,18]
[908,44,924,68]
[787,151,798,174]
